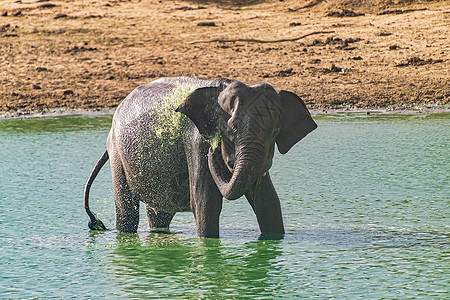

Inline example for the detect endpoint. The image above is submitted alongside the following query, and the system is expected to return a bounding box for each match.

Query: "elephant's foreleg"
[146,206,175,229]
[190,182,223,238]
[185,139,223,238]
[189,161,223,238]
[246,173,285,236]
[190,190,222,238]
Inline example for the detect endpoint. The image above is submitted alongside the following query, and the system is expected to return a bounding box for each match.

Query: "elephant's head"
[176,80,317,200]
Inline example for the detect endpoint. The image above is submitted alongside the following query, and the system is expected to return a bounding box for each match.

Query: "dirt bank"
[1,0,449,115]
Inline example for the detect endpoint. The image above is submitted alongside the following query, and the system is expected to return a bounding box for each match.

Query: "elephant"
[84,77,317,238]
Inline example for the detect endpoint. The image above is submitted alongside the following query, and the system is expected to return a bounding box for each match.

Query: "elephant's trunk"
[208,139,264,200]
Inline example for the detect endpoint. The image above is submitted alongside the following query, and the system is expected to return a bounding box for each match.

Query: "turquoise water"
[0,113,448,298]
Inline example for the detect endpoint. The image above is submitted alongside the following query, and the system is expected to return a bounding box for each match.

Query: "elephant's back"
[111,76,229,129]
[110,77,208,159]
[107,77,211,212]
[113,77,205,126]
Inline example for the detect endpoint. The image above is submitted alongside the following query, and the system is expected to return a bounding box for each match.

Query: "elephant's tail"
[84,150,109,231]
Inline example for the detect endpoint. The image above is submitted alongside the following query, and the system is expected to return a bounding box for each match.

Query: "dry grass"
[0,0,448,114]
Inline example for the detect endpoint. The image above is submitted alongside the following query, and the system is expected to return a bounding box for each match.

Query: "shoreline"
[1,105,448,120]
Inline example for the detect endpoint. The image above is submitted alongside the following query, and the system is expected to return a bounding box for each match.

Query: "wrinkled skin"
[84,77,317,238]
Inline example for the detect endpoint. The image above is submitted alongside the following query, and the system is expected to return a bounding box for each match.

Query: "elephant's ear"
[175,87,220,137]
[275,91,317,154]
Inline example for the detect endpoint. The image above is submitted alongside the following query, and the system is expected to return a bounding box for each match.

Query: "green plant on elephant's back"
[154,83,222,151]
[154,84,198,146]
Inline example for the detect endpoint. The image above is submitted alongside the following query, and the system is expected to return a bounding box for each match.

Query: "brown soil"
[1,0,449,115]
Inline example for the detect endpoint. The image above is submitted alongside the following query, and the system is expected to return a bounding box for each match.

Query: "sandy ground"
[0,0,449,117]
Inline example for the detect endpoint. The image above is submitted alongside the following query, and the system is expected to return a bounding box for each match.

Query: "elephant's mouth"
[220,138,235,173]
[219,143,268,176]
[217,136,270,177]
